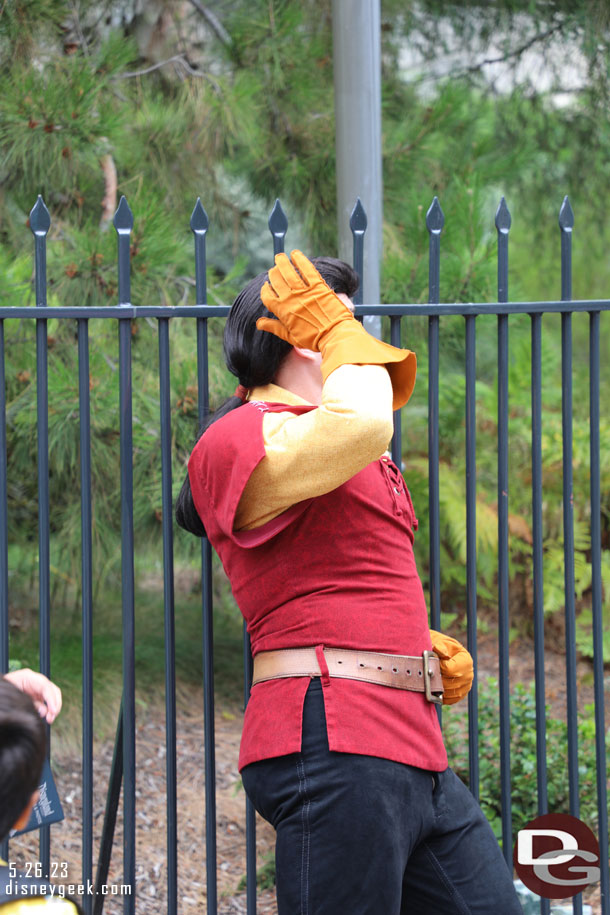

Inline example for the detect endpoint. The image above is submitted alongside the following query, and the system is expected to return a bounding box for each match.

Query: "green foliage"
[0,0,65,59]
[1,41,131,200]
[443,678,609,846]
[0,0,609,650]
[404,310,610,635]
[575,552,610,661]
[237,850,276,892]
[8,554,245,745]
[221,0,337,251]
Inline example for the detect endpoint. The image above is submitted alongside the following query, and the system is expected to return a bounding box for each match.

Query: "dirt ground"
[7,623,608,915]
[8,692,277,914]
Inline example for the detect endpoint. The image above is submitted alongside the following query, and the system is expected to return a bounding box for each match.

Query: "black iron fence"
[0,193,608,915]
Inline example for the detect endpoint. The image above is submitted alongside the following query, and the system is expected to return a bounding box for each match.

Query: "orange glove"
[257,250,416,410]
[429,630,474,706]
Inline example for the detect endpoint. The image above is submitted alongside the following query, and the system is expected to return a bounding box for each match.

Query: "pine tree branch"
[113,55,192,78]
[111,54,221,92]
[461,23,565,76]
[186,0,232,48]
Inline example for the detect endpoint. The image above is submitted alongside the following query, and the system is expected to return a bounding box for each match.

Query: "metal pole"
[332,0,382,331]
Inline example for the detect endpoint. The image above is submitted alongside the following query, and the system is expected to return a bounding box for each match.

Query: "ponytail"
[174,394,244,537]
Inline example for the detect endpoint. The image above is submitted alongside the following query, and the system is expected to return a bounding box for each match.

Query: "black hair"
[0,679,46,841]
[175,256,359,537]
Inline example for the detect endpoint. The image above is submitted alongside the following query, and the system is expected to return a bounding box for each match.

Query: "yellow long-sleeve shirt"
[234,364,394,531]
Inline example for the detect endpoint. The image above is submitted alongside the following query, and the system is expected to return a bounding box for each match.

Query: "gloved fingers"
[255,316,295,344]
[428,629,448,659]
[438,651,473,678]
[441,677,473,706]
[430,628,474,706]
[442,685,461,695]
[289,250,325,288]
[442,691,468,706]
[260,279,279,307]
[264,263,294,300]
[429,629,461,658]
[431,646,451,661]
[441,674,472,690]
[268,251,308,292]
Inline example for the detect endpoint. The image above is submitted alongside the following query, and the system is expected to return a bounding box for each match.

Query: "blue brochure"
[10,758,65,836]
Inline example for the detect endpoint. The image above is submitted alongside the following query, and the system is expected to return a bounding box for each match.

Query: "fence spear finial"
[113,196,134,235]
[269,199,288,238]
[349,198,367,235]
[495,197,512,234]
[269,200,288,255]
[426,197,444,236]
[190,198,209,235]
[559,196,574,232]
[29,196,51,237]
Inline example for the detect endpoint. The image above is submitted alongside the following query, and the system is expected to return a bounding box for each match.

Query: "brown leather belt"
[252,647,444,704]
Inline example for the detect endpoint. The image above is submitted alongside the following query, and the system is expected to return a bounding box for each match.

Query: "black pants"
[241,679,522,914]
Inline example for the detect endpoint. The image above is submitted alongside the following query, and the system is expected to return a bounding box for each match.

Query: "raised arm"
[236,250,415,531]
[235,363,394,530]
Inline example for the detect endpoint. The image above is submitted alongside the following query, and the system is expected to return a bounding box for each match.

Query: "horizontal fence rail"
[0,193,607,915]
[1,298,610,319]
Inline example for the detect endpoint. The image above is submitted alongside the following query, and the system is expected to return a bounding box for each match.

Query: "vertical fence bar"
[158,317,177,914]
[240,199,293,915]
[495,198,513,864]
[0,317,8,864]
[114,196,136,914]
[465,313,479,799]
[426,198,444,635]
[559,196,581,915]
[190,199,218,915]
[238,198,292,915]
[77,316,94,914]
[349,195,380,338]
[350,198,366,308]
[239,198,293,913]
[0,319,8,674]
[30,196,52,875]
[201,536,215,913]
[390,316,402,465]
[94,701,124,915]
[589,308,609,915]
[243,626,256,915]
[530,310,550,915]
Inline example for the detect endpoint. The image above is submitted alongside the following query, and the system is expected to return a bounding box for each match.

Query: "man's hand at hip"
[429,631,474,705]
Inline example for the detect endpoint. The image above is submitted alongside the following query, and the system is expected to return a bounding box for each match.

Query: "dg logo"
[513,813,601,899]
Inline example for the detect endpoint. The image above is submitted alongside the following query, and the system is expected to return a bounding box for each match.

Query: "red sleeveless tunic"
[188,400,448,772]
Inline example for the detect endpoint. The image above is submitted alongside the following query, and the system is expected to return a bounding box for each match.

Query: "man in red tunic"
[180,252,521,914]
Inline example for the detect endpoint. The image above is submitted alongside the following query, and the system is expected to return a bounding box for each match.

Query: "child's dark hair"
[175,256,359,537]
[0,679,46,840]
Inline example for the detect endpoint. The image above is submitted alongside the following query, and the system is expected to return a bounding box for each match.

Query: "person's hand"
[257,250,354,350]
[429,631,474,706]
[4,668,62,723]
[258,249,418,411]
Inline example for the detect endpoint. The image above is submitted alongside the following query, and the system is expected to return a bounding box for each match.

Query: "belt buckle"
[422,650,443,705]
